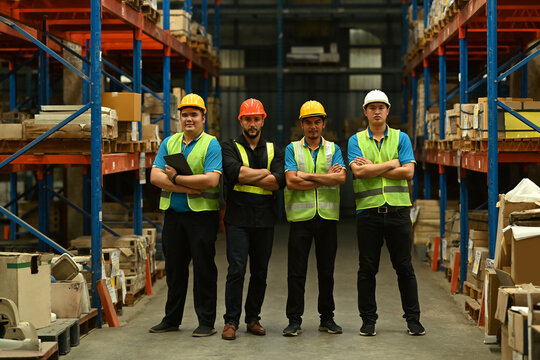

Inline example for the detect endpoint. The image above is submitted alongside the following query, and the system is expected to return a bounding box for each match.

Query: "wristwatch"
[172,174,179,185]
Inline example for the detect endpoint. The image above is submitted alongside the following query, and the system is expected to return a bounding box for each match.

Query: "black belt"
[363,206,409,214]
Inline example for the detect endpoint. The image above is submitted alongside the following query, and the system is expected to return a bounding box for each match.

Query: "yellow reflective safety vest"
[353,128,412,210]
[233,141,274,196]
[284,138,340,222]
[159,132,220,211]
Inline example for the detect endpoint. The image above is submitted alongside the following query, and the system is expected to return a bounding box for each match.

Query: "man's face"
[180,107,205,133]
[239,115,264,139]
[300,116,325,141]
[363,102,389,127]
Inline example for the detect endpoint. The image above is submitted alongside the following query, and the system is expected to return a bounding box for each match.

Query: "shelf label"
[472,249,482,275]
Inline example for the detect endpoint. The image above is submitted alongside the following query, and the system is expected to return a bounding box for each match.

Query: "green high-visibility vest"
[284,138,340,222]
[233,141,275,196]
[159,132,220,212]
[353,128,412,210]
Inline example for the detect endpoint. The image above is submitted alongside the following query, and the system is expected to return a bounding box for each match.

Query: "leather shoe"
[222,323,237,340]
[247,321,266,336]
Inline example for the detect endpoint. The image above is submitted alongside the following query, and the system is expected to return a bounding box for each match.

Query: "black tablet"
[164,153,193,175]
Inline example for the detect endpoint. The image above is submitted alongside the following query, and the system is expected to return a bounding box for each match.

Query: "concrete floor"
[65,218,500,360]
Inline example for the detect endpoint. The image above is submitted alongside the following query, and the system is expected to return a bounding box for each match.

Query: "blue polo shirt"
[347,126,415,214]
[285,137,346,172]
[153,132,222,212]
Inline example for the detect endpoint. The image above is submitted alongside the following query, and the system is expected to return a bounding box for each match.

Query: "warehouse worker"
[149,93,222,337]
[282,100,346,337]
[220,99,285,340]
[348,89,424,336]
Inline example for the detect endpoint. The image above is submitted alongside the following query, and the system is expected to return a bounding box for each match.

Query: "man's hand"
[328,164,343,173]
[164,165,177,181]
[353,156,373,166]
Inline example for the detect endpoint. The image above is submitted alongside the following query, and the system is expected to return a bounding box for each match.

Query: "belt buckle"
[377,207,388,214]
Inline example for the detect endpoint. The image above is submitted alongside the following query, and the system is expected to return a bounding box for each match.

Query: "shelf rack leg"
[520,40,528,98]
[38,20,48,107]
[438,45,447,269]
[487,0,498,258]
[90,0,103,327]
[9,59,16,110]
[439,164,447,268]
[37,169,48,251]
[203,71,209,132]
[83,167,90,235]
[163,0,171,139]
[423,59,430,199]
[459,168,468,292]
[9,173,17,240]
[402,76,408,125]
[412,70,418,201]
[83,40,90,104]
[133,27,143,237]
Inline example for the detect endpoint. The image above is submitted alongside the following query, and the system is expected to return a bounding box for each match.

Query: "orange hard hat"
[238,98,267,120]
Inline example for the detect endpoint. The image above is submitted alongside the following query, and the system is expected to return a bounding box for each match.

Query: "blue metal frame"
[496,100,540,133]
[9,59,16,110]
[497,48,540,83]
[90,0,103,321]
[423,60,431,200]
[411,70,418,201]
[185,0,192,93]
[9,174,17,240]
[203,71,209,132]
[438,46,447,268]
[163,0,171,139]
[486,0,498,258]
[277,0,284,146]
[83,40,90,104]
[459,26,469,291]
[133,28,143,237]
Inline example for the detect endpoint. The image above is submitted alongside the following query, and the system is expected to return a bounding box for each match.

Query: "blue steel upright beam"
[423,59,431,200]
[521,41,528,98]
[83,167,90,235]
[411,70,419,201]
[185,0,192,93]
[37,169,48,251]
[163,0,171,139]
[459,25,469,291]
[277,0,284,147]
[9,174,17,240]
[487,0,498,258]
[9,59,16,110]
[38,20,48,107]
[202,0,208,34]
[215,0,220,101]
[402,76,408,125]
[203,71,209,132]
[90,0,103,322]
[401,0,407,59]
[133,27,143,237]
[424,0,430,28]
[439,45,447,267]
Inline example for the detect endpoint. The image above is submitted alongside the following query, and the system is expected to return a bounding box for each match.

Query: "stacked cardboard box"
[206,96,221,138]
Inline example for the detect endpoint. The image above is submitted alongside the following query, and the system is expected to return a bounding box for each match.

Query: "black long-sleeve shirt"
[222,134,285,228]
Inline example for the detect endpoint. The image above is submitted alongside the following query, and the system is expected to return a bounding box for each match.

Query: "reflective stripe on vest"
[352,128,411,210]
[159,132,220,212]
[233,141,274,195]
[284,138,340,222]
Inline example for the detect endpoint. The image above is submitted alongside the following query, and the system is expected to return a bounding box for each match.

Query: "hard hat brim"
[178,105,207,114]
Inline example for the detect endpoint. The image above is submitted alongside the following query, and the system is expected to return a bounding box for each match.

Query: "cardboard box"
[51,280,85,318]
[510,227,540,285]
[0,252,54,329]
[471,246,489,281]
[484,269,501,336]
[507,307,540,354]
[495,286,540,324]
[0,123,23,139]
[142,124,159,142]
[501,324,512,360]
[102,248,121,278]
[504,110,540,139]
[102,92,141,122]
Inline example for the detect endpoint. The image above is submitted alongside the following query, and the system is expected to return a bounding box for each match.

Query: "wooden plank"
[0,139,115,155]
[0,341,58,360]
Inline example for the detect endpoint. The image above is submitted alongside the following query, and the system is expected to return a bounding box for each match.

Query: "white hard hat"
[363,90,391,109]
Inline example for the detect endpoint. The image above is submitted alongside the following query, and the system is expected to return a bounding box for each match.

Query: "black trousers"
[356,208,421,323]
[286,216,337,325]
[223,224,274,327]
[161,209,219,328]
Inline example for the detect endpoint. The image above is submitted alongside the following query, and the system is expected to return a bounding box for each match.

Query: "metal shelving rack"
[0,0,220,324]
[403,0,540,290]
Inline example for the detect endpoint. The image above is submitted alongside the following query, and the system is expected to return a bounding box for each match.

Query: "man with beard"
[221,98,285,340]
[149,93,222,337]
[282,100,346,336]
[348,89,424,337]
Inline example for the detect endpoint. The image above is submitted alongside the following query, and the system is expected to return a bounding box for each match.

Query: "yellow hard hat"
[178,93,207,114]
[299,100,326,120]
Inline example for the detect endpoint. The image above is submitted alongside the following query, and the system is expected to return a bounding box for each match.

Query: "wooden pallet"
[142,5,160,23]
[0,139,115,155]
[124,287,146,306]
[436,139,453,150]
[122,0,141,10]
[463,280,482,301]
[37,319,79,356]
[464,297,481,321]
[172,33,189,44]
[79,309,98,337]
[0,341,58,360]
[114,140,146,153]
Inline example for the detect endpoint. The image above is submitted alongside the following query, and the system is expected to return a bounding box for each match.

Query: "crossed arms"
[350,157,414,181]
[285,164,346,190]
[150,166,220,194]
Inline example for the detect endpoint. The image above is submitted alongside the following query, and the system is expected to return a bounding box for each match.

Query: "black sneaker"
[192,325,217,337]
[282,323,302,337]
[319,319,343,334]
[359,321,376,336]
[407,320,426,336]
[149,321,179,333]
